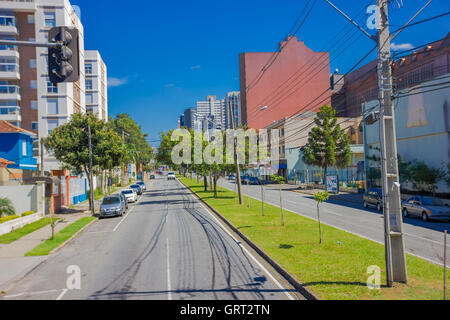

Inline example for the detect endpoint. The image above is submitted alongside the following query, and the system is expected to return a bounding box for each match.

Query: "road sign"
[326,175,339,194]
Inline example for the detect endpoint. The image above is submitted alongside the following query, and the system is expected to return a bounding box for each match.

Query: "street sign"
[326,175,339,194]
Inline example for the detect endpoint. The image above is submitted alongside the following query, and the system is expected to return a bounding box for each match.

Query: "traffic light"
[48,26,80,84]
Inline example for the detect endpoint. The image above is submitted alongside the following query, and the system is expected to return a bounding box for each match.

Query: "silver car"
[100,194,127,218]
[402,196,450,222]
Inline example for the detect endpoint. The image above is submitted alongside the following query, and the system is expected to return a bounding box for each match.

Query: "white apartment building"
[0,0,86,172]
[196,95,226,131]
[85,50,107,121]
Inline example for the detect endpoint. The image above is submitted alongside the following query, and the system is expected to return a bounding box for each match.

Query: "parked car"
[228,174,236,181]
[130,184,143,195]
[247,177,260,185]
[100,194,126,218]
[150,174,156,180]
[363,188,383,211]
[167,172,176,180]
[402,196,450,222]
[136,181,146,191]
[121,189,137,203]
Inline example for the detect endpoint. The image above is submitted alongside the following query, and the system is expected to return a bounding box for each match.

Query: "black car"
[363,188,383,211]
[130,184,143,195]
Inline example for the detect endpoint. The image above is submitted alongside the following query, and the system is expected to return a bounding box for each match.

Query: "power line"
[392,11,450,33]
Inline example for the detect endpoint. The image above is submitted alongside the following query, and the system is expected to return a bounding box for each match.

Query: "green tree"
[313,192,330,244]
[110,113,154,172]
[0,198,15,217]
[45,113,125,212]
[302,105,351,183]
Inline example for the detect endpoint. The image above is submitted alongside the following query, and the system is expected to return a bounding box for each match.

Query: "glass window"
[30,101,37,110]
[86,93,93,104]
[44,12,56,28]
[31,122,38,131]
[85,79,93,90]
[47,99,58,114]
[22,140,27,156]
[47,81,58,93]
[48,119,58,135]
[85,64,93,74]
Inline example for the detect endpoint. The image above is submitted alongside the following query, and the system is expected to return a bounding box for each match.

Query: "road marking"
[166,237,172,301]
[4,289,62,299]
[177,180,295,300]
[112,196,142,232]
[56,288,68,300]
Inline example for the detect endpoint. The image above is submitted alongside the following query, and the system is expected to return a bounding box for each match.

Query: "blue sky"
[74,0,449,147]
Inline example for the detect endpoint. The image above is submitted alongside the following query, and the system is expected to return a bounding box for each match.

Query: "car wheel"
[363,201,368,209]
[422,212,429,222]
[377,203,382,212]
[402,208,409,218]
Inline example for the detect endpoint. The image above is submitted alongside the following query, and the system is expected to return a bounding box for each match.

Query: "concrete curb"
[290,189,362,206]
[179,179,320,301]
[49,216,98,256]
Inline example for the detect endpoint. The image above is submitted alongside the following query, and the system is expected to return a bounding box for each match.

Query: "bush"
[0,198,15,218]
[0,215,20,224]
[21,211,35,217]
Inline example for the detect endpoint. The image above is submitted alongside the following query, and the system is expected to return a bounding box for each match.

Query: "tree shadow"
[279,244,294,249]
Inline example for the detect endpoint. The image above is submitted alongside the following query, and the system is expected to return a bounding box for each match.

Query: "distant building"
[178,114,185,128]
[225,91,241,128]
[183,108,197,130]
[239,36,330,129]
[333,33,450,117]
[196,95,225,130]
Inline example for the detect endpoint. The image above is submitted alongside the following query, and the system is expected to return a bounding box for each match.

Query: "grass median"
[0,218,60,244]
[25,217,96,257]
[179,176,449,300]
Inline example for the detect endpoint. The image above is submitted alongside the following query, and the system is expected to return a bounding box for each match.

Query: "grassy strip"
[25,217,96,257]
[0,218,60,244]
[180,176,449,300]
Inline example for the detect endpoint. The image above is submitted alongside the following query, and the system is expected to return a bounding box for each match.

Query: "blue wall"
[0,132,37,171]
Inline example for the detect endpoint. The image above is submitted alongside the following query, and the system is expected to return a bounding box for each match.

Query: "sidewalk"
[0,212,87,292]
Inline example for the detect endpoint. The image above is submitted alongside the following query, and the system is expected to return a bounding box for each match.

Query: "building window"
[28,14,34,24]
[22,140,27,156]
[85,64,93,74]
[47,99,58,114]
[30,80,37,89]
[47,81,58,93]
[30,101,37,110]
[85,79,93,90]
[29,59,37,68]
[86,93,93,105]
[31,122,38,131]
[44,12,56,28]
[47,119,58,135]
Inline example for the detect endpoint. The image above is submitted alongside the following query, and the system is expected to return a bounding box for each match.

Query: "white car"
[121,189,137,203]
[167,172,176,180]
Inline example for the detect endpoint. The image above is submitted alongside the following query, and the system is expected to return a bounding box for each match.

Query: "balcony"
[0,1,36,13]
[0,62,20,80]
[0,16,18,35]
[0,106,21,123]
[0,44,19,58]
[0,85,21,101]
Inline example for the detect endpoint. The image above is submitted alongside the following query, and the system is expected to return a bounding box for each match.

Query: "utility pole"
[229,101,243,205]
[376,0,407,286]
[40,138,45,176]
[88,124,95,214]
[323,0,424,286]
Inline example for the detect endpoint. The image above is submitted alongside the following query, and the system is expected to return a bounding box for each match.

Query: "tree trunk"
[204,176,208,192]
[317,203,322,244]
[214,174,217,198]
[85,166,93,213]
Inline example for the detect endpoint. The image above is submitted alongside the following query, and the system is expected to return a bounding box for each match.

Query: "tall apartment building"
[196,95,225,130]
[183,107,196,130]
[224,91,241,128]
[85,50,108,121]
[0,0,86,172]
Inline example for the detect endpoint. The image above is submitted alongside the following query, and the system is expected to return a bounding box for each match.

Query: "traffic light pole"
[0,39,61,48]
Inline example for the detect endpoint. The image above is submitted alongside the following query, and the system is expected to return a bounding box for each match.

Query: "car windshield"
[131,185,139,188]
[102,197,120,205]
[421,197,444,206]
[122,190,133,195]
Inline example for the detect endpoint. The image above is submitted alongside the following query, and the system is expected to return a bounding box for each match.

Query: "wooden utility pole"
[88,124,95,214]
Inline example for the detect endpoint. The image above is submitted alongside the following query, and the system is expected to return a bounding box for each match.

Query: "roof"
[0,120,36,137]
[0,158,15,168]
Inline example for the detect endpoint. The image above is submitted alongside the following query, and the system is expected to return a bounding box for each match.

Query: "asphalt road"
[1,176,300,300]
[219,178,450,266]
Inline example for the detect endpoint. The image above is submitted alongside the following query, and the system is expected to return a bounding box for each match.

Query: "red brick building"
[239,36,330,129]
